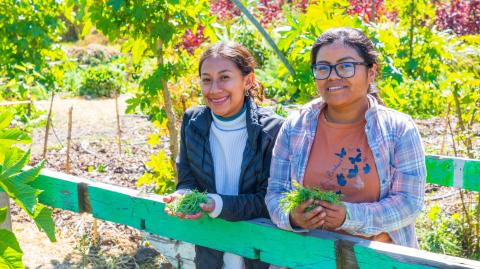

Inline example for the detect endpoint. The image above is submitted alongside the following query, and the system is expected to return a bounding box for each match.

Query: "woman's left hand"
[184,197,216,220]
[317,201,346,229]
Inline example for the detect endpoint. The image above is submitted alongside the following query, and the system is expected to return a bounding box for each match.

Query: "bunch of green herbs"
[166,190,208,215]
[279,181,342,213]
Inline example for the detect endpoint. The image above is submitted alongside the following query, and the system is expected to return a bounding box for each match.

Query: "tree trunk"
[156,39,179,171]
[0,193,12,231]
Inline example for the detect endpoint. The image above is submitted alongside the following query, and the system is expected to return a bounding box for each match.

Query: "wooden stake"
[440,102,451,155]
[43,90,55,160]
[66,106,73,174]
[92,218,99,247]
[115,90,122,155]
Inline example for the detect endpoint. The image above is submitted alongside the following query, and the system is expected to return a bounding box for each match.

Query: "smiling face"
[314,41,376,110]
[200,56,251,117]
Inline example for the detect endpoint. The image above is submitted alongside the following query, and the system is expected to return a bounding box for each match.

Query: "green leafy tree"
[0,111,55,268]
[0,0,66,121]
[73,0,214,167]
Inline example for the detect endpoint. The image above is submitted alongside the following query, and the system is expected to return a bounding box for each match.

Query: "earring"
[245,89,250,96]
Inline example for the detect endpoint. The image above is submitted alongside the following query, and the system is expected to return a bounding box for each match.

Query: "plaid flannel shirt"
[266,95,426,248]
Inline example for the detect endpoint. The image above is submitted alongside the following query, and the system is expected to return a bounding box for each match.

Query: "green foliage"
[137,149,175,195]
[79,64,124,98]
[0,229,24,269]
[417,204,463,257]
[0,207,7,224]
[80,0,212,113]
[280,181,342,213]
[166,190,208,215]
[0,110,54,268]
[0,0,66,101]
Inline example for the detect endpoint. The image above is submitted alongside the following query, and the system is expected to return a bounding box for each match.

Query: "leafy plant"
[0,0,66,113]
[417,203,464,257]
[137,150,175,195]
[79,64,124,98]
[0,111,55,268]
[280,181,342,214]
[166,190,208,215]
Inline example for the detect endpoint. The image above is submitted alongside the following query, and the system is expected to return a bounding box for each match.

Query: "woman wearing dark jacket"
[163,41,284,269]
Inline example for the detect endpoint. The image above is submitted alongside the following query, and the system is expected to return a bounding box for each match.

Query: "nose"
[328,66,342,80]
[209,79,222,93]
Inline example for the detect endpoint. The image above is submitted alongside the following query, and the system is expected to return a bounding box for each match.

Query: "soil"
[9,94,480,268]
[12,94,169,268]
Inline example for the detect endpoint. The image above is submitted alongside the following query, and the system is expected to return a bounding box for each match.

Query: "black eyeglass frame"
[311,62,371,80]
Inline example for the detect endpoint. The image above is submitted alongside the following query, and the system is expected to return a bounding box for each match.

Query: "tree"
[76,0,213,167]
[0,0,66,107]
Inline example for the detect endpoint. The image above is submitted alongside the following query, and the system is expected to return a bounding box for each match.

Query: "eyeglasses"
[311,62,370,80]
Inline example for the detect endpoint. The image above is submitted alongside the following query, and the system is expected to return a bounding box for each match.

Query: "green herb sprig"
[166,190,209,215]
[279,181,342,213]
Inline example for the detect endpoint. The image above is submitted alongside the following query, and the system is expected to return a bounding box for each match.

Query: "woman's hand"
[162,193,182,216]
[163,194,216,220]
[317,201,346,229]
[289,199,326,229]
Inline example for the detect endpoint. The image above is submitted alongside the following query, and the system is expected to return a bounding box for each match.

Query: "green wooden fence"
[18,155,480,268]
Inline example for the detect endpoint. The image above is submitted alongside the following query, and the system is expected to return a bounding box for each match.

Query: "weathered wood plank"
[147,235,196,268]
[30,169,86,213]
[86,181,480,269]
[87,182,337,268]
[426,155,480,191]
[2,153,478,269]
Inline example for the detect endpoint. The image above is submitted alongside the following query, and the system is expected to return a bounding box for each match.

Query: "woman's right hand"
[162,192,204,220]
[289,199,326,229]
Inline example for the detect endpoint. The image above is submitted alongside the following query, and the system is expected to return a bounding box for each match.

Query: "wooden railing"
[14,155,480,268]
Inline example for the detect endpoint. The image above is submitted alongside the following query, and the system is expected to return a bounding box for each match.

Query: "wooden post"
[115,91,122,156]
[0,193,12,231]
[92,218,99,247]
[66,106,73,174]
[43,89,55,160]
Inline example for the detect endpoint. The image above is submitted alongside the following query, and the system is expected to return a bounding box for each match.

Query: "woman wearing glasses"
[266,27,426,248]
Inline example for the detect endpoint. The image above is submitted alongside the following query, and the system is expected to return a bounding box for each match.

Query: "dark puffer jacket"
[176,97,284,269]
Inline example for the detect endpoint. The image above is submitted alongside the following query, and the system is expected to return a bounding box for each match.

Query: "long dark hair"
[199,41,264,103]
[311,27,384,105]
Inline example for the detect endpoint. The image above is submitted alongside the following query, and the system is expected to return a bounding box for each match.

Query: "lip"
[209,96,229,105]
[326,85,348,92]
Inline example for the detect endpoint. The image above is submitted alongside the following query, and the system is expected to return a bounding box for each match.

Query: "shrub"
[79,65,124,98]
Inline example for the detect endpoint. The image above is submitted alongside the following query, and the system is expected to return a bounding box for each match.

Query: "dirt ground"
[12,94,169,268]
[9,94,480,268]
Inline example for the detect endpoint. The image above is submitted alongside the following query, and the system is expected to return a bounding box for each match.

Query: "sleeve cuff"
[207,193,223,218]
[278,211,309,233]
[338,202,363,233]
[174,189,189,195]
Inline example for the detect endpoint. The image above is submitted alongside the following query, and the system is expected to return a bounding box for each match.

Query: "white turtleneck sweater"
[208,108,247,269]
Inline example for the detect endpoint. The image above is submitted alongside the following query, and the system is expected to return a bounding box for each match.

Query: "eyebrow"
[316,56,358,64]
[200,69,232,76]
